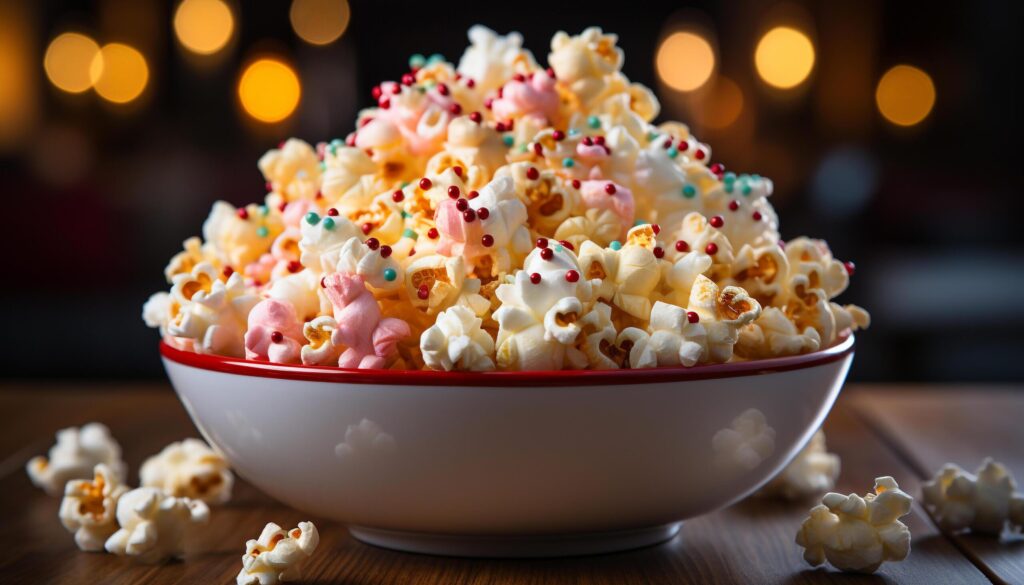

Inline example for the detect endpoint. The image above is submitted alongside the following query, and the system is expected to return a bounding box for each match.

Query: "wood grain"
[851,385,1024,585]
[0,384,998,584]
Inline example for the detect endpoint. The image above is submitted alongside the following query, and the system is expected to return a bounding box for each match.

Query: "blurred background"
[0,0,1019,381]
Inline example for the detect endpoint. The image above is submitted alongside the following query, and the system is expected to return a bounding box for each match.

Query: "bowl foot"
[348,522,682,558]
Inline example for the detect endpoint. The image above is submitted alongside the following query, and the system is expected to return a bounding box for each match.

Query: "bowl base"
[348,522,682,558]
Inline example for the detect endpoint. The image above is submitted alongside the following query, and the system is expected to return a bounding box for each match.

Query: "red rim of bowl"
[160,333,854,387]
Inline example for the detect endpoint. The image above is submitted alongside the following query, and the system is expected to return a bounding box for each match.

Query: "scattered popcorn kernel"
[105,487,210,563]
[27,423,126,496]
[140,438,234,505]
[236,521,320,585]
[922,458,1024,536]
[59,463,128,551]
[758,430,839,500]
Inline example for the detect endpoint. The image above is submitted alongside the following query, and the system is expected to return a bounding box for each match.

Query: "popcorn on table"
[922,458,1024,535]
[237,521,320,585]
[758,429,839,500]
[144,25,869,372]
[140,438,234,505]
[59,463,128,552]
[796,476,913,574]
[105,487,210,563]
[27,422,126,496]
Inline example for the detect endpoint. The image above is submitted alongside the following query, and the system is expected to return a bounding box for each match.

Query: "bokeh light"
[173,0,235,55]
[44,33,102,94]
[876,65,936,127]
[90,43,149,104]
[238,58,302,123]
[701,77,744,129]
[290,0,351,46]
[754,27,816,89]
[656,32,715,92]
[0,3,37,149]
[811,146,879,218]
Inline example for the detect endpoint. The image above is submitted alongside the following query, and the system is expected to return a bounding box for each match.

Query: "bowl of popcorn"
[146,26,869,557]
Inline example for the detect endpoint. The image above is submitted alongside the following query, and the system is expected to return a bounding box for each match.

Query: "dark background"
[1,0,1020,381]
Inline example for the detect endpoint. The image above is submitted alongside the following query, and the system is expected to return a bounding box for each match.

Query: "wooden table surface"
[1,383,1022,585]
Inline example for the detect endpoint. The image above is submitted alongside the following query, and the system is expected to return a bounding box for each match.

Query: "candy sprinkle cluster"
[144,26,869,372]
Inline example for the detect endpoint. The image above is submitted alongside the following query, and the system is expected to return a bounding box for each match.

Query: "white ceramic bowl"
[162,335,854,557]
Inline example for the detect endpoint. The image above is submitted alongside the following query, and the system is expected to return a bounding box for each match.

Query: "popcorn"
[105,487,210,563]
[712,408,776,471]
[421,305,495,371]
[59,463,128,551]
[140,438,234,505]
[146,27,869,373]
[236,521,320,585]
[758,430,839,500]
[323,272,411,369]
[27,423,126,496]
[796,476,912,574]
[922,458,1024,535]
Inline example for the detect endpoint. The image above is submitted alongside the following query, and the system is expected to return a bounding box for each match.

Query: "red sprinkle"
[401,73,415,86]
[653,247,664,259]
[417,284,430,299]
[237,208,249,220]
[481,234,494,247]
[463,209,476,222]
[536,238,549,249]
[455,198,469,211]
[345,134,356,147]
[371,86,382,99]
[546,67,556,78]
[553,130,565,141]
[320,276,327,288]
[327,207,339,216]
[453,166,463,177]
[710,163,725,175]
[465,78,475,88]
[427,227,439,239]
[705,242,718,255]
[278,202,288,212]
[361,222,373,235]
[540,248,554,260]
[484,98,494,109]
[728,201,740,211]
[687,311,700,324]
[695,149,706,160]
[709,215,724,228]
[675,240,689,252]
[380,245,392,258]
[652,224,661,235]
[467,190,479,199]
[533,142,543,156]
[378,97,391,109]
[663,139,673,149]
[287,260,302,273]
[271,331,284,343]
[565,269,580,283]
[419,178,432,190]
[449,103,462,115]
[595,135,605,145]
[448,185,461,199]
[530,272,542,284]
[392,190,404,203]
[477,207,490,220]
[495,121,507,132]
[752,211,763,221]
[844,261,856,276]
[583,136,594,146]
[605,183,617,195]
[571,179,581,189]
[223,266,234,278]
[526,167,540,180]
[365,237,380,250]
[437,83,449,96]
[469,111,482,124]
[513,73,526,82]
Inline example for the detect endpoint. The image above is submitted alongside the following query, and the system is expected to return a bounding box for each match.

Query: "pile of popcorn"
[143,25,869,372]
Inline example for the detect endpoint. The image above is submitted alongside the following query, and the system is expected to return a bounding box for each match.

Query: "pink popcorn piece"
[579,179,635,236]
[244,299,304,364]
[322,273,411,369]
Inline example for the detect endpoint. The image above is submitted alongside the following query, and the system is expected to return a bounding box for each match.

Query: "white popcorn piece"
[614,326,658,369]
[736,307,822,359]
[142,291,172,335]
[335,419,397,460]
[712,409,776,471]
[687,274,761,363]
[405,254,489,317]
[332,236,404,293]
[105,487,210,564]
[922,458,1024,536]
[59,463,128,551]
[236,521,320,585]
[258,138,322,202]
[27,423,126,496]
[421,305,496,371]
[575,302,626,369]
[202,201,281,269]
[576,225,662,322]
[554,207,623,250]
[140,438,234,505]
[797,476,913,574]
[297,213,362,275]
[759,430,839,500]
[548,27,624,107]
[301,316,344,366]
[167,263,260,358]
[645,301,706,367]
[458,26,537,94]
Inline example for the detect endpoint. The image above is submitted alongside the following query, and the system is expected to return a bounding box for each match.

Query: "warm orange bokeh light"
[656,32,715,92]
[90,43,149,104]
[290,0,351,46]
[876,65,936,127]
[238,58,302,123]
[702,77,745,129]
[174,0,235,55]
[44,33,102,94]
[755,27,816,89]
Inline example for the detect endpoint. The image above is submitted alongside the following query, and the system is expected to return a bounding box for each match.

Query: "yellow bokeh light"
[44,33,101,94]
[290,0,350,46]
[238,59,302,123]
[90,43,149,104]
[876,65,935,127]
[755,27,816,89]
[703,77,744,129]
[656,32,715,92]
[174,0,235,55]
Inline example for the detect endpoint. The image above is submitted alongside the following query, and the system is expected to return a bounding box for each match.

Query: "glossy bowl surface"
[162,335,854,556]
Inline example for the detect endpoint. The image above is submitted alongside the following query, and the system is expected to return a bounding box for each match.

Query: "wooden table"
[1,384,1022,584]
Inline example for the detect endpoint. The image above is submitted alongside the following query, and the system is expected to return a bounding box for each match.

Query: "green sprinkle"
[723,172,736,183]
[400,181,410,188]
[256,226,269,237]
[329,145,338,156]
[330,139,343,147]
[403,228,418,239]
[682,185,697,198]
[568,128,579,136]
[319,161,326,171]
[667,146,679,159]
[647,131,659,142]
[555,244,564,253]
[587,115,600,129]
[259,205,269,216]
[634,219,645,227]
[428,53,445,64]
[305,212,320,225]
[609,240,622,251]
[400,210,412,219]
[503,135,514,146]
[562,157,575,168]
[752,174,761,180]
[383,268,397,282]
[741,183,752,196]
[409,54,426,68]
[518,144,528,153]
[724,183,734,194]
[416,86,426,94]
[322,217,335,230]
